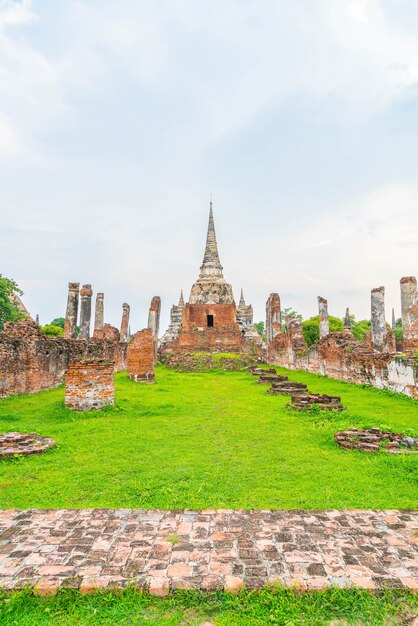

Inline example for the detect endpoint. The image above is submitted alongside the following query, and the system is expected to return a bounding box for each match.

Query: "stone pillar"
[371,286,387,353]
[266,293,281,345]
[65,358,115,411]
[344,307,351,331]
[400,276,417,344]
[64,282,80,339]
[120,303,130,342]
[78,284,93,340]
[35,314,39,325]
[318,297,329,338]
[391,308,396,330]
[127,328,155,383]
[148,296,161,359]
[94,293,104,333]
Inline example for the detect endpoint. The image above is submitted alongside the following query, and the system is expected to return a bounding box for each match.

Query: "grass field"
[1,587,417,625]
[0,365,417,509]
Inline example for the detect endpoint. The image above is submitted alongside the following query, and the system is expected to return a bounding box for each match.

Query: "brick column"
[371,286,387,353]
[344,307,351,332]
[318,296,329,339]
[127,328,155,383]
[65,358,115,411]
[64,282,79,339]
[94,293,104,333]
[78,284,93,340]
[120,303,130,343]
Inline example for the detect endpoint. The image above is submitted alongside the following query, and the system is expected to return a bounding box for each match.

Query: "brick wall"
[65,359,115,411]
[0,320,127,398]
[127,328,155,383]
[268,329,418,399]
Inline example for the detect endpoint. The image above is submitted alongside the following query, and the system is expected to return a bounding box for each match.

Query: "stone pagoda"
[160,202,260,354]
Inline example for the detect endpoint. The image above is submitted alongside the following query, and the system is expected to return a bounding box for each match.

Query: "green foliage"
[254,321,264,336]
[0,366,417,509]
[351,319,371,342]
[394,318,403,341]
[0,274,24,331]
[302,315,344,346]
[50,317,65,329]
[0,587,416,626]
[41,324,64,337]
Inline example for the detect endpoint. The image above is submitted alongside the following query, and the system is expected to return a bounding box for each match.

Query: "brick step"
[267,385,309,396]
[257,375,288,384]
[288,393,344,411]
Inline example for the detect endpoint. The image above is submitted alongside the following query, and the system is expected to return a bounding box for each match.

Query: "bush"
[302,315,344,347]
[50,317,65,329]
[351,319,371,342]
[41,324,64,337]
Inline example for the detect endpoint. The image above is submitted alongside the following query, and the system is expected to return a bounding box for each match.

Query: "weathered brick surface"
[0,320,127,399]
[65,359,115,411]
[268,330,418,399]
[0,509,416,592]
[127,328,155,383]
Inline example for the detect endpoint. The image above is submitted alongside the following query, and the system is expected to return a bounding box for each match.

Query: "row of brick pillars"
[63,282,131,342]
[266,275,417,356]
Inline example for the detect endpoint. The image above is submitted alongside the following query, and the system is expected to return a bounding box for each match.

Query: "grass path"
[0,366,417,509]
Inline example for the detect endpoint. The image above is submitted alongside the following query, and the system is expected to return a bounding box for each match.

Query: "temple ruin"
[160,202,261,357]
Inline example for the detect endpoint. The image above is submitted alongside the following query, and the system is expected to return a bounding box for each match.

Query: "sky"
[1,0,418,333]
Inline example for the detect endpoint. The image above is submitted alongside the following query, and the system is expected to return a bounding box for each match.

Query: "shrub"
[302,315,344,347]
[50,317,65,329]
[41,324,64,337]
[351,319,371,342]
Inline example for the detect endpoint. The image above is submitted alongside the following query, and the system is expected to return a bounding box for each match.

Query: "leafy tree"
[254,321,264,336]
[351,319,371,342]
[50,317,65,329]
[393,318,403,342]
[41,324,64,337]
[0,275,25,331]
[281,307,303,322]
[302,315,344,347]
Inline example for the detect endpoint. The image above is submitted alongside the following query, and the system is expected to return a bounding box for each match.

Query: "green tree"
[254,321,264,336]
[50,317,65,329]
[0,275,25,331]
[393,318,403,342]
[302,315,344,347]
[281,307,303,322]
[41,324,64,337]
[351,319,371,342]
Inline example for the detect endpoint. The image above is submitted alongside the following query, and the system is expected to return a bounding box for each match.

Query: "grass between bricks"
[0,587,417,626]
[0,365,417,509]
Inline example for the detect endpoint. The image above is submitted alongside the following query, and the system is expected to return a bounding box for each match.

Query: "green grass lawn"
[1,588,417,625]
[0,365,417,509]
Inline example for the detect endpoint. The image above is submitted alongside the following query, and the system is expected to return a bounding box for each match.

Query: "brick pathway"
[0,509,417,594]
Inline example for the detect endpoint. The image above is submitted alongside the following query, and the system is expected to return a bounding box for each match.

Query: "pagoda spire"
[239,288,245,307]
[200,199,223,276]
[178,290,185,308]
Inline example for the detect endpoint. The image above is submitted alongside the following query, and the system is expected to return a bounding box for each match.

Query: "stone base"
[335,428,418,453]
[0,432,55,458]
[289,394,343,411]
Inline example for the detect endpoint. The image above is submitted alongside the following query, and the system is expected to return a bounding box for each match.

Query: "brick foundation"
[64,359,115,411]
[127,328,155,383]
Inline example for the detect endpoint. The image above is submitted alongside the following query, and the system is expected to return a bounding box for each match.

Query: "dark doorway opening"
[207,314,214,327]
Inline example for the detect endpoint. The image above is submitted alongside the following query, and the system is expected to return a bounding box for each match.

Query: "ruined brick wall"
[64,359,115,411]
[0,320,127,398]
[268,330,418,399]
[127,328,155,383]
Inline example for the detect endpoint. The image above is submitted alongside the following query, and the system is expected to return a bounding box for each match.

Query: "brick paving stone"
[0,510,416,593]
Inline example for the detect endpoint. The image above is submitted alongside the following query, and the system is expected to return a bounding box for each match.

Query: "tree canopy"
[302,315,344,347]
[0,275,25,331]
